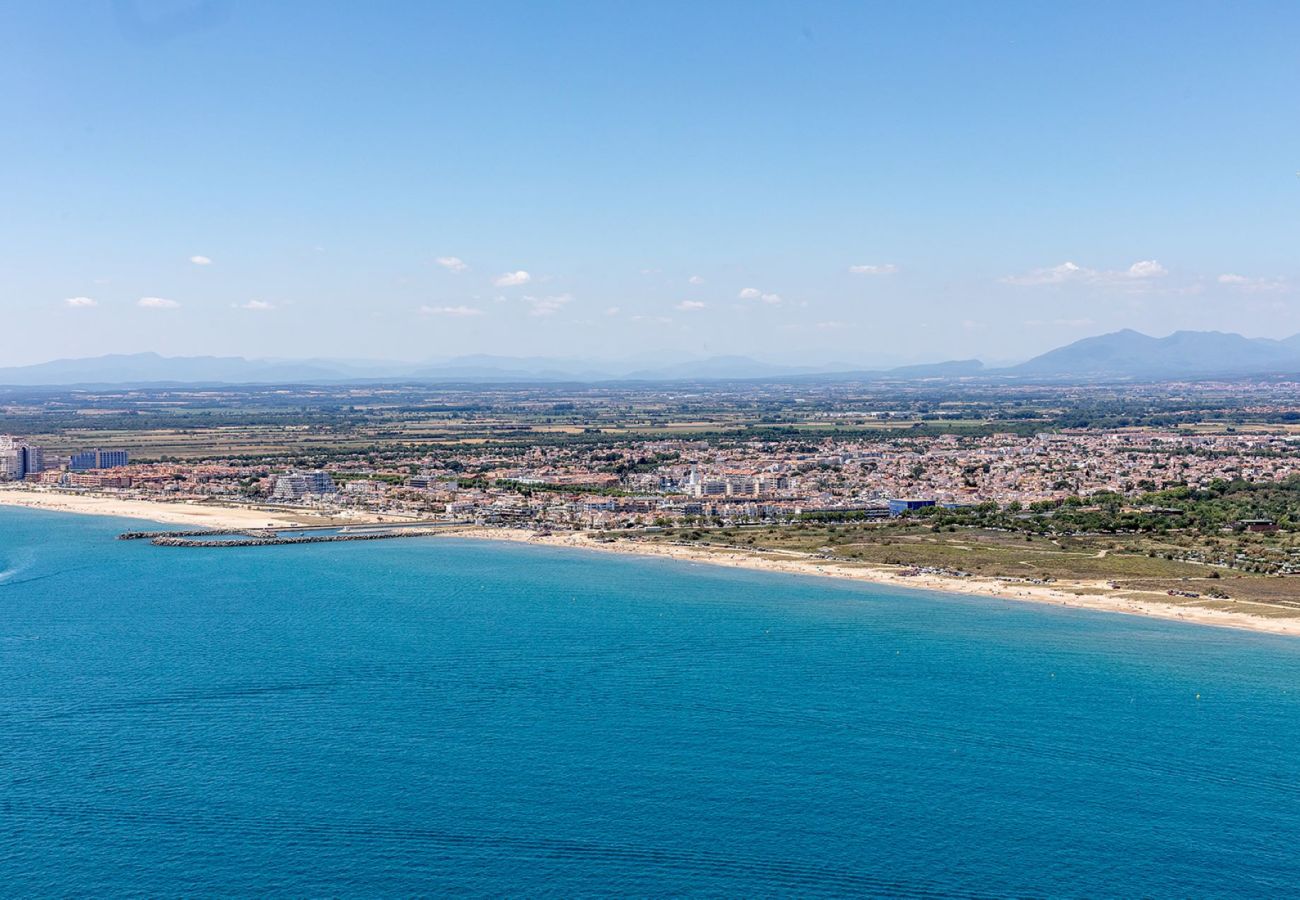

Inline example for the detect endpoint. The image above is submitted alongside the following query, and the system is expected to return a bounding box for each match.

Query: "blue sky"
[2,1,1298,366]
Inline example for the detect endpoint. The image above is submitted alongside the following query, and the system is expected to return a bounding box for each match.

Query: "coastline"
[3,487,1297,637]
[0,487,374,530]
[445,527,1300,638]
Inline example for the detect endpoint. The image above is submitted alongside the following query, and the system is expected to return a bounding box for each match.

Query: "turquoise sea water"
[3,507,1300,897]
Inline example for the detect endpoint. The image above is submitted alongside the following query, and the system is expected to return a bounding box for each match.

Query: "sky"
[2,0,1298,367]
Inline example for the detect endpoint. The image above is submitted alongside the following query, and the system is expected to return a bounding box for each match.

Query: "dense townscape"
[8,380,1300,537]
[9,428,1300,531]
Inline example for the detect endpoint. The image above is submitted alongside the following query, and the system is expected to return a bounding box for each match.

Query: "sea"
[3,506,1299,897]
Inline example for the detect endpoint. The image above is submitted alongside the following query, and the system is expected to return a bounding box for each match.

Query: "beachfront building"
[271,470,337,501]
[0,436,45,481]
[69,449,129,471]
[0,438,21,481]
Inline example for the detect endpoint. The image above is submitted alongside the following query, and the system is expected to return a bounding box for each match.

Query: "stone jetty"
[118,529,246,540]
[119,521,468,548]
[146,530,444,548]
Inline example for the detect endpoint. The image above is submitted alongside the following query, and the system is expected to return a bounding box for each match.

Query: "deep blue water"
[3,507,1300,897]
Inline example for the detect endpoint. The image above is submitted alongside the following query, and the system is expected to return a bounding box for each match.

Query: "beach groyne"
[119,529,246,541]
[149,530,444,548]
[121,521,472,547]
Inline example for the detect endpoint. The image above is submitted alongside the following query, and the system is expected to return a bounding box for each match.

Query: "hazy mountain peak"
[7,331,1300,386]
[1011,329,1300,379]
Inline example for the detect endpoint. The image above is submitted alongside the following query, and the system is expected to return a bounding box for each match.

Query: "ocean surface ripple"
[2,507,1299,897]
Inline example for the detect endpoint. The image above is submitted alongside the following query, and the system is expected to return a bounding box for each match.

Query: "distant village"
[6,429,1300,529]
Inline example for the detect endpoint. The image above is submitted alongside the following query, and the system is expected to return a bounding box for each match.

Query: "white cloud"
[523,293,572,317]
[737,287,782,304]
[848,263,899,275]
[1002,259,1167,287]
[1002,261,1087,286]
[675,300,706,311]
[435,256,468,272]
[493,270,531,287]
[605,306,621,316]
[138,297,179,309]
[687,275,705,285]
[64,296,98,308]
[420,304,484,317]
[1125,260,1167,278]
[189,255,212,266]
[1219,273,1288,293]
[240,300,275,311]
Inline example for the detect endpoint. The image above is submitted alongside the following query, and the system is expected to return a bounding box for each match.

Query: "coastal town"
[11,4,1300,894]
[10,376,1300,634]
[5,428,1300,530]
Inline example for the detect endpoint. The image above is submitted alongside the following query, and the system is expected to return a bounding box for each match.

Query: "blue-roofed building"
[888,498,936,517]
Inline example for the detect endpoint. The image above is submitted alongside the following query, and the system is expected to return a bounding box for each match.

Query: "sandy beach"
[0,488,373,530]
[4,487,1297,637]
[444,527,1300,638]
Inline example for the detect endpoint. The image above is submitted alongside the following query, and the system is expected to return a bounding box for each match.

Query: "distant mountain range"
[6,330,1300,386]
[0,351,959,386]
[1007,329,1300,379]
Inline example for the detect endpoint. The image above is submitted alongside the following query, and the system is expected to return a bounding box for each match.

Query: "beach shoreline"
[441,528,1300,638]
[4,487,1298,637]
[0,487,375,530]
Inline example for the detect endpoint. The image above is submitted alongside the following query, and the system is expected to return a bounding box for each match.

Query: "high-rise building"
[0,436,44,481]
[96,449,129,469]
[69,449,129,471]
[0,439,20,481]
[271,470,337,500]
[20,445,44,477]
[301,471,336,494]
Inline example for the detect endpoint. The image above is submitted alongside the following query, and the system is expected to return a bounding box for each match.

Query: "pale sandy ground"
[447,527,1300,638]
[4,487,1297,637]
[0,488,371,529]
